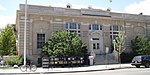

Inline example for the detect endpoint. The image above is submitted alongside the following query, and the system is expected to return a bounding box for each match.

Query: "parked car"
[131,55,150,68]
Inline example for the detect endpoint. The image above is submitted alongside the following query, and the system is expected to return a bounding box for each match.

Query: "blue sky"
[0,0,149,28]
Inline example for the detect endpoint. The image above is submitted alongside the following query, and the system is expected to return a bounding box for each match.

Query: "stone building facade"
[16,4,150,64]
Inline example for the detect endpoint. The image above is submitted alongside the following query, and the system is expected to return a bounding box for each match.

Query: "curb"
[0,67,133,74]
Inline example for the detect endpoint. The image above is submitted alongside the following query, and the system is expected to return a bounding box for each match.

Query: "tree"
[131,35,150,55]
[113,30,126,65]
[42,31,87,57]
[0,24,16,56]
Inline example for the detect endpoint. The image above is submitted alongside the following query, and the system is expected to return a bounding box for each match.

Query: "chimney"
[67,3,71,8]
[88,6,93,9]
[139,12,143,15]
[107,7,111,12]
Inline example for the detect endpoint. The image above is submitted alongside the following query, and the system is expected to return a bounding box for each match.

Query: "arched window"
[89,24,102,30]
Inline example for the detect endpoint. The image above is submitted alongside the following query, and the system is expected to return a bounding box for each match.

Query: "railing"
[42,56,85,68]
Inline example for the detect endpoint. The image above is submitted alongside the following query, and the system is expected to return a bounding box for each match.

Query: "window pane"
[113,25,122,31]
[93,43,96,49]
[78,24,80,29]
[113,26,118,31]
[37,34,45,49]
[66,22,81,37]
[100,25,102,30]
[92,38,99,40]
[78,34,81,37]
[65,23,68,29]
[96,24,99,30]
[110,35,112,39]
[110,26,112,30]
[69,23,76,29]
[113,32,118,34]
[92,24,99,30]
[113,35,117,40]
[97,43,100,49]
[89,25,91,30]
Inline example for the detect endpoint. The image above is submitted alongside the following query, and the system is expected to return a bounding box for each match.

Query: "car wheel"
[136,65,140,68]
[145,63,150,68]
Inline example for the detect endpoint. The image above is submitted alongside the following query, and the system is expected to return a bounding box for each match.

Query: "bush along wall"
[4,55,23,66]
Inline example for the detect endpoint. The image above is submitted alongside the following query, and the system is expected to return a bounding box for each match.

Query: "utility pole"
[24,0,27,66]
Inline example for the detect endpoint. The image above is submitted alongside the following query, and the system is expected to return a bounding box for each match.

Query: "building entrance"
[89,31,103,55]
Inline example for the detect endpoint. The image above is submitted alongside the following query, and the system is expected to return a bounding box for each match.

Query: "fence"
[42,56,85,68]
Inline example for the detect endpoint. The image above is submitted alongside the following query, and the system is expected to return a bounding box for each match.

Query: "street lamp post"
[89,38,95,65]
[105,47,109,68]
[113,39,116,52]
[24,0,27,66]
[90,39,95,57]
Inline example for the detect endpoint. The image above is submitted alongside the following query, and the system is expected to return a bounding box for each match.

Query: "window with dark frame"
[97,43,100,49]
[110,25,122,42]
[66,22,81,37]
[37,34,45,49]
[93,43,96,49]
[89,24,102,30]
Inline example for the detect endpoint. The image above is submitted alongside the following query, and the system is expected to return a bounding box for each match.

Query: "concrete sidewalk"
[0,64,133,74]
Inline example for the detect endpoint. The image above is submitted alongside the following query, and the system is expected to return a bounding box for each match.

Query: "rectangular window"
[110,26,112,30]
[100,25,102,30]
[93,43,96,49]
[97,43,100,49]
[113,32,119,34]
[92,24,99,30]
[65,24,68,29]
[90,24,102,30]
[78,24,80,29]
[112,25,121,31]
[37,34,45,49]
[110,25,122,42]
[69,23,77,29]
[113,25,119,31]
[89,25,91,30]
[66,23,81,37]
[92,38,99,40]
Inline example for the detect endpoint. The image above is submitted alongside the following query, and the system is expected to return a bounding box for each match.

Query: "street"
[1,67,150,75]
[40,68,150,75]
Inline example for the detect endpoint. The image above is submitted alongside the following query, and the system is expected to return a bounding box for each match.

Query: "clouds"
[60,0,69,2]
[0,15,15,28]
[0,5,6,11]
[125,0,150,15]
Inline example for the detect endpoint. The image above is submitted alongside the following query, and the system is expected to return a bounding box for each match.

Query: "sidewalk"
[0,64,133,74]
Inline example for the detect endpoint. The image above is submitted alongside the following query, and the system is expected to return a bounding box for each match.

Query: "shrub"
[42,31,87,57]
[4,55,23,66]
[121,52,135,63]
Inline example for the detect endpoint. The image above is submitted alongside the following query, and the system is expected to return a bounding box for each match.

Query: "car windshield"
[132,56,141,61]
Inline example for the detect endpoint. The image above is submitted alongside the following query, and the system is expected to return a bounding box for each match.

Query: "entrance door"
[89,31,103,55]
[91,38,101,54]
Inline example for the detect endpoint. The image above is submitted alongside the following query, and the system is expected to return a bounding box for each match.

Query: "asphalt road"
[43,68,150,75]
[1,67,150,75]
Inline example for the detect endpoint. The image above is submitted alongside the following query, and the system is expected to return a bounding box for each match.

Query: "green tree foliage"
[0,24,16,56]
[131,35,150,55]
[113,31,126,54]
[42,31,87,57]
